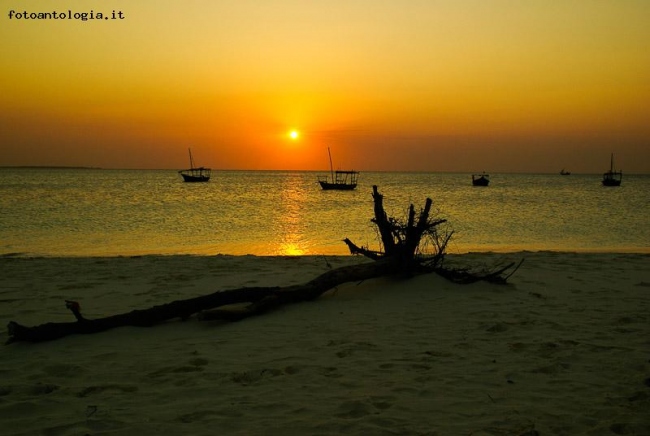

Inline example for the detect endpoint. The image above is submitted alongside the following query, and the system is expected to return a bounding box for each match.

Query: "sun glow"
[289,130,300,140]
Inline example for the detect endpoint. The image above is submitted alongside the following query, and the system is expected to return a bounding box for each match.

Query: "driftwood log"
[6,186,520,344]
[7,259,399,344]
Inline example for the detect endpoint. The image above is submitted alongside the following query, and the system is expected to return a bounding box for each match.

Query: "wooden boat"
[471,172,490,186]
[318,147,359,190]
[602,153,622,187]
[560,169,571,175]
[178,148,211,182]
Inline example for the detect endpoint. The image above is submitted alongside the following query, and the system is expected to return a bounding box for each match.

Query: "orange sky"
[1,1,649,173]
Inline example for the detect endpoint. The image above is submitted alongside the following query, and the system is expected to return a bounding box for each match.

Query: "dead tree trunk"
[6,186,520,344]
[344,185,448,269]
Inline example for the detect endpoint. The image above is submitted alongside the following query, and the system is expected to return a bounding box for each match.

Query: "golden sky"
[1,1,649,172]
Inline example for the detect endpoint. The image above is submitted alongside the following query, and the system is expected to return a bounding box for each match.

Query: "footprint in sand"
[176,410,218,423]
[335,396,395,419]
[77,384,138,398]
[41,363,85,378]
[320,366,341,378]
[230,368,284,385]
[486,323,509,333]
[30,383,58,395]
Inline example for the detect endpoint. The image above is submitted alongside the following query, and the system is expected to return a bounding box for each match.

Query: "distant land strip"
[0,166,103,170]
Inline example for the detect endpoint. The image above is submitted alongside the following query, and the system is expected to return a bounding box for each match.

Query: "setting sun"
[289,130,299,140]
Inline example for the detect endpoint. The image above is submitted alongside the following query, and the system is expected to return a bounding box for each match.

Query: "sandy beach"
[1,252,649,435]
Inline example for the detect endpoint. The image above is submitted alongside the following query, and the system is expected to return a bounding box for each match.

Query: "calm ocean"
[1,168,648,257]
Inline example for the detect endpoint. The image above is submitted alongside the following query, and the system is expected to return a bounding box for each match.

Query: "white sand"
[1,253,649,435]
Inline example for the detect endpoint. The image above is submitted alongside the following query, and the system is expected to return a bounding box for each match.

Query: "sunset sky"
[2,1,649,173]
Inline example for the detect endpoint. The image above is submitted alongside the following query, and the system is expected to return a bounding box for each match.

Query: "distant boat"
[602,153,622,187]
[560,169,571,175]
[178,148,211,183]
[471,172,490,186]
[318,147,359,190]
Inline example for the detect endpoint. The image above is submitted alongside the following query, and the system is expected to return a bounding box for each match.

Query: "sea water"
[1,168,648,256]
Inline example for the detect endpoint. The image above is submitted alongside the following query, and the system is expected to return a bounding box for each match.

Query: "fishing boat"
[471,172,490,186]
[602,153,622,187]
[318,147,359,190]
[560,169,571,175]
[178,148,211,182]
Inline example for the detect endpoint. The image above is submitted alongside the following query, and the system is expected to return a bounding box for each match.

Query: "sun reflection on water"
[274,176,309,256]
[278,242,305,256]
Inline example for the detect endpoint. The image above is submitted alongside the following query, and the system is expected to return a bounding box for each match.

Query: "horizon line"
[1,166,648,176]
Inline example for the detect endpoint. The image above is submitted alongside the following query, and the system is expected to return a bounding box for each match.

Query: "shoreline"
[1,252,649,435]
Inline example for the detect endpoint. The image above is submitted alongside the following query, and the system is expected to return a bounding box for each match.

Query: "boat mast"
[327,147,334,182]
[610,153,614,172]
[188,148,195,169]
